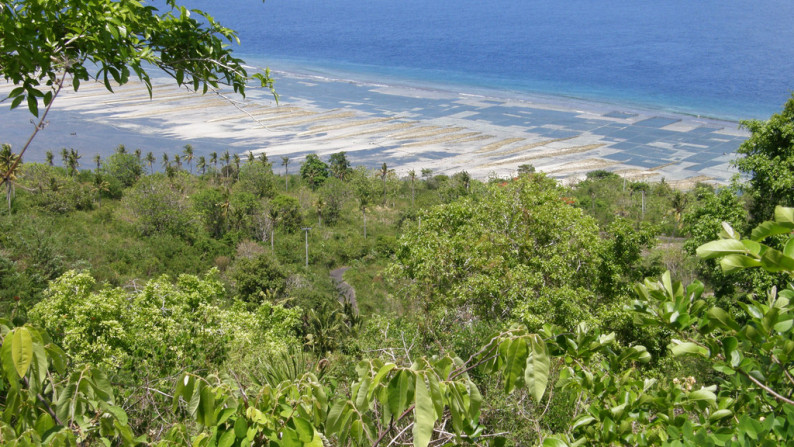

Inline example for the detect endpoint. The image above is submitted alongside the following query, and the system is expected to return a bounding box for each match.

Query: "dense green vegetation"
[5,1,794,444]
[2,92,794,445]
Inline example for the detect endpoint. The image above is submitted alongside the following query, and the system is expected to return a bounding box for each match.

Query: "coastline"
[0,67,748,186]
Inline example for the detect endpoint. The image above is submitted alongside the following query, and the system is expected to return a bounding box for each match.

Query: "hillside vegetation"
[2,93,794,446]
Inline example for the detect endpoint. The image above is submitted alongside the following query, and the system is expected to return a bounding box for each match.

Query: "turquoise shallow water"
[1,0,787,182]
[182,0,794,121]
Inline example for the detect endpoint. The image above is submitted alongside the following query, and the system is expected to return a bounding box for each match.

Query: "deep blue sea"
[180,0,794,122]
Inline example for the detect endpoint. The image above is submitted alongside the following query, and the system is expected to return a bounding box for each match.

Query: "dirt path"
[330,266,358,311]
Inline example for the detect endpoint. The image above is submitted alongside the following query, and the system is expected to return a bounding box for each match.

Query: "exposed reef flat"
[0,72,748,185]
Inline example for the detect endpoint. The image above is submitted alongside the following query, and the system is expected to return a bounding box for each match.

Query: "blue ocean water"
[181,0,794,121]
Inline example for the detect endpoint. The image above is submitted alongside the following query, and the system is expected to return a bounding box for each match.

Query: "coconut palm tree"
[60,148,69,167]
[67,149,81,176]
[210,151,218,171]
[197,156,207,175]
[162,153,170,169]
[146,152,155,174]
[93,154,101,170]
[174,154,182,170]
[45,151,54,167]
[281,156,290,191]
[670,190,688,237]
[115,144,126,154]
[247,151,255,164]
[233,153,241,179]
[222,150,231,179]
[183,144,194,173]
[134,148,142,161]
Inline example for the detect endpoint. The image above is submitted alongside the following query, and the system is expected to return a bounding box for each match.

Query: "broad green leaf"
[326,400,347,433]
[542,437,570,447]
[234,417,248,439]
[218,429,235,447]
[775,206,794,224]
[696,239,749,259]
[30,342,48,390]
[720,221,739,240]
[688,388,717,406]
[774,319,794,332]
[307,430,325,447]
[102,404,128,426]
[413,374,435,447]
[670,341,709,358]
[709,409,733,421]
[217,407,236,425]
[281,426,302,447]
[525,335,550,402]
[466,379,482,421]
[739,415,761,440]
[571,415,595,430]
[720,254,762,273]
[27,93,39,117]
[354,377,371,410]
[11,327,34,378]
[200,385,215,426]
[610,403,627,418]
[503,338,528,393]
[188,382,201,418]
[760,248,794,272]
[750,220,794,241]
[662,271,674,297]
[10,94,24,110]
[388,370,409,417]
[721,336,738,359]
[368,363,396,400]
[91,369,113,403]
[708,307,740,331]
[293,417,314,443]
[427,372,444,419]
[686,280,705,299]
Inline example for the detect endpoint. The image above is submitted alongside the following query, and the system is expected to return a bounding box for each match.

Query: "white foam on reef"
[0,70,747,186]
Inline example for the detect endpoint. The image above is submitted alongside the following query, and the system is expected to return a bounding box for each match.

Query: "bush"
[124,174,197,237]
[230,252,287,302]
[100,152,143,187]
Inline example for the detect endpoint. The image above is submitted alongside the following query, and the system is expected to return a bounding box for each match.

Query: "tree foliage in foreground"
[733,94,794,224]
[1,0,274,117]
[4,207,794,445]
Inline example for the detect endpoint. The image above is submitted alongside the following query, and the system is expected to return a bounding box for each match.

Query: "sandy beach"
[0,71,748,186]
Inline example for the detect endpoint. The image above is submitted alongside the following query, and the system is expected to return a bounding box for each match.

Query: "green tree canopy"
[269,194,302,233]
[733,94,794,223]
[230,253,287,303]
[98,151,143,188]
[300,154,329,190]
[391,174,604,327]
[124,174,196,237]
[328,151,351,180]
